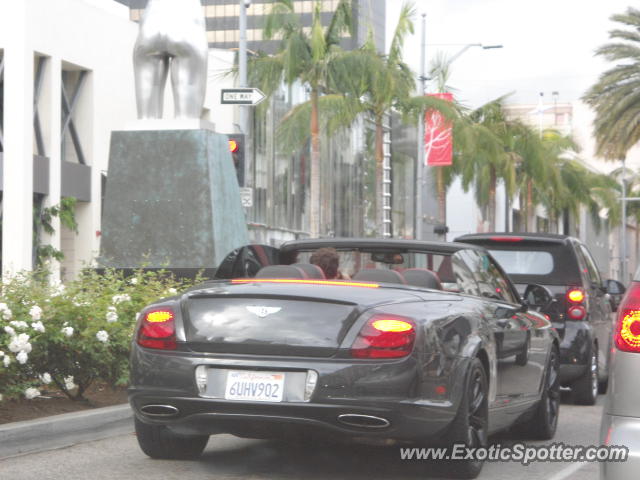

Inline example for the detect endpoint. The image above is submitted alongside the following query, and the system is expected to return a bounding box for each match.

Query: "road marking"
[548,462,588,480]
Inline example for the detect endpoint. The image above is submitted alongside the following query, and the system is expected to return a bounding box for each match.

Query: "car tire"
[598,378,609,394]
[515,345,560,440]
[135,417,209,460]
[572,345,598,406]
[442,357,488,479]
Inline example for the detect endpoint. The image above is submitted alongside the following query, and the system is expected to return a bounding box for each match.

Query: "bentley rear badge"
[246,306,282,318]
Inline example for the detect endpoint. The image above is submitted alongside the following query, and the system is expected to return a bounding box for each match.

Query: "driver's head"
[310,248,340,279]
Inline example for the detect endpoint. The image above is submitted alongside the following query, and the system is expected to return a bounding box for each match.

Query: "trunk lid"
[183,295,360,357]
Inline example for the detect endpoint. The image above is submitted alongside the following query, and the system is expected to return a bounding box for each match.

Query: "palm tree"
[449,97,524,232]
[278,2,456,235]
[583,7,640,159]
[248,0,353,237]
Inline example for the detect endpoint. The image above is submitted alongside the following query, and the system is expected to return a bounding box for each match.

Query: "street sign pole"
[622,157,628,282]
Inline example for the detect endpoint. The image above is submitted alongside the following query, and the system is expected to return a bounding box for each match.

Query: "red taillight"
[567,305,586,320]
[566,288,585,303]
[615,283,640,353]
[489,236,523,242]
[137,308,176,350]
[231,278,379,288]
[351,314,416,359]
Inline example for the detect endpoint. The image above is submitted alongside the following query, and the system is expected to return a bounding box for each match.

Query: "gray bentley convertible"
[128,239,560,479]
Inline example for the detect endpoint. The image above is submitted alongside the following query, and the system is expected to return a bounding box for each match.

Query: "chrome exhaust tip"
[140,404,180,417]
[337,414,390,429]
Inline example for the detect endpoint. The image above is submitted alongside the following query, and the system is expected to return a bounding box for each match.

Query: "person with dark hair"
[310,247,349,280]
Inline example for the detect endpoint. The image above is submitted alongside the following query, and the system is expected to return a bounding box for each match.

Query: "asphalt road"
[1,396,604,480]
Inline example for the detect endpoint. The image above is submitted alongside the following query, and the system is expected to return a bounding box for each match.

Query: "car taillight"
[351,314,416,359]
[565,288,586,320]
[567,305,586,320]
[137,308,177,350]
[489,236,523,242]
[615,282,640,353]
[566,288,585,303]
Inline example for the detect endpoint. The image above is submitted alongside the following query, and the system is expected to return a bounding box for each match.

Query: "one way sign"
[221,88,266,106]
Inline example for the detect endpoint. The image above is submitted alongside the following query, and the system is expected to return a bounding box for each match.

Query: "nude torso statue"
[133,0,208,119]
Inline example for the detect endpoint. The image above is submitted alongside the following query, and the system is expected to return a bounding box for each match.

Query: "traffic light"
[227,133,245,186]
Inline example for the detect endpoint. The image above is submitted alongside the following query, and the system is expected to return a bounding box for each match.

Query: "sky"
[386,0,634,109]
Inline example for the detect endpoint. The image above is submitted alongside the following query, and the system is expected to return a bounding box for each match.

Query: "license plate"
[224,370,285,402]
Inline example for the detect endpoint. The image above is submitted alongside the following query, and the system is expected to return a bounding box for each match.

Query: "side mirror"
[605,279,626,296]
[604,279,627,312]
[522,284,555,312]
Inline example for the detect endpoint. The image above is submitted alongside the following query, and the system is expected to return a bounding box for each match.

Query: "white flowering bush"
[0,269,198,401]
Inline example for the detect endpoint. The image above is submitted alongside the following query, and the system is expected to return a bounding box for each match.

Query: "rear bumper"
[128,345,468,443]
[600,413,640,480]
[129,393,457,442]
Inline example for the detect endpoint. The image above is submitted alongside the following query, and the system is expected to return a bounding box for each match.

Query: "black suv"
[455,232,625,405]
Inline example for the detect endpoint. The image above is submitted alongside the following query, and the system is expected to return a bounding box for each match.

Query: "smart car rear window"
[481,243,581,285]
[489,250,554,275]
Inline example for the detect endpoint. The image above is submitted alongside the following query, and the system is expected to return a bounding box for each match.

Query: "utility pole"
[414,13,427,240]
[238,0,251,189]
[239,0,249,134]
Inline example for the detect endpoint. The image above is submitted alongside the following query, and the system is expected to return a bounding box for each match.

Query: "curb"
[0,404,133,459]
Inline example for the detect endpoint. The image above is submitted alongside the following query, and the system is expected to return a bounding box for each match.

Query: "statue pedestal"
[99,129,249,269]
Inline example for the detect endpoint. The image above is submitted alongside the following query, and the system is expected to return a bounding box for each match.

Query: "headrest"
[437,257,456,283]
[352,268,406,284]
[403,268,442,290]
[292,263,326,279]
[255,265,307,279]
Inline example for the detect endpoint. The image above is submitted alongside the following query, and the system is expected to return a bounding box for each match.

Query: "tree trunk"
[488,166,496,231]
[526,180,534,232]
[437,168,446,229]
[375,117,385,236]
[309,88,321,237]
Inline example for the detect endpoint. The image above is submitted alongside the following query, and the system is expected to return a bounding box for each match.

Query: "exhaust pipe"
[140,404,180,417]
[337,414,390,429]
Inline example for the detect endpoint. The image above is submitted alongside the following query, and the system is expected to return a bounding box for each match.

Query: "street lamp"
[418,43,504,86]
[414,29,503,240]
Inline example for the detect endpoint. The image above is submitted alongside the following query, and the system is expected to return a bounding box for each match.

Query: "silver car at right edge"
[600,265,640,479]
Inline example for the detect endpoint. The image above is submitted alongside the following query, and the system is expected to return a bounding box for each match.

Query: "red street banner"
[425,92,453,166]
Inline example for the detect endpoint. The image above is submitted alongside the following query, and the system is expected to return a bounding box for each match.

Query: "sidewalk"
[0,404,132,459]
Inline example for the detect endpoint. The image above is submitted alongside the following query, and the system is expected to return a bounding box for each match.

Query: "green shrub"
[0,269,201,402]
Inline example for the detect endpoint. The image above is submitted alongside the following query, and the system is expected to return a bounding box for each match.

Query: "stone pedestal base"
[100,129,248,269]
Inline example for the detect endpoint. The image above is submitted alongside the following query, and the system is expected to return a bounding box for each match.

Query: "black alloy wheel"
[572,345,598,405]
[515,346,560,440]
[444,358,489,479]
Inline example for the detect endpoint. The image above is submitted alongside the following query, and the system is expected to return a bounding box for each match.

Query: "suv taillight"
[351,314,416,359]
[615,282,640,353]
[137,308,177,350]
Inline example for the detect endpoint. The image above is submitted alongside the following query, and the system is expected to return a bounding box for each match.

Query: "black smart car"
[455,232,625,405]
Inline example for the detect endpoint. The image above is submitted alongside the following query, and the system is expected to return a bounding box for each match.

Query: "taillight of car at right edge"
[614,282,640,353]
[350,314,416,359]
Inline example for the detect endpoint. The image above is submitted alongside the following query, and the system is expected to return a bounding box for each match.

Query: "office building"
[120,0,385,54]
